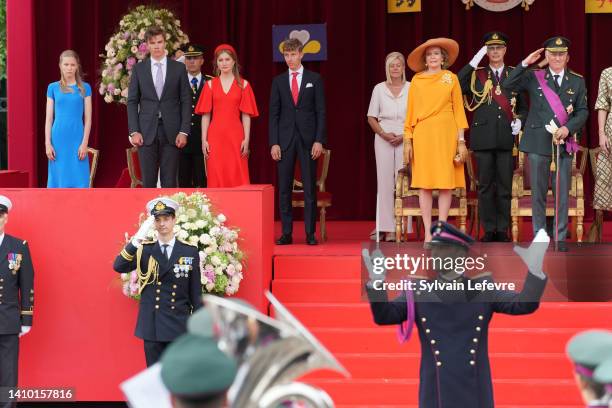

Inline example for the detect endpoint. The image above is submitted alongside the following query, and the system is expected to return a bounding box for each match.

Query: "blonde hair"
[385,52,406,84]
[213,48,243,89]
[422,46,449,71]
[58,50,86,96]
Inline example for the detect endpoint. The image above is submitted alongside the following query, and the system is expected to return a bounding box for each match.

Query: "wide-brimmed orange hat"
[407,38,459,72]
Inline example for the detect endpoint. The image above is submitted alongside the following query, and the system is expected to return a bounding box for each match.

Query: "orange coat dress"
[195,77,259,187]
[404,70,468,189]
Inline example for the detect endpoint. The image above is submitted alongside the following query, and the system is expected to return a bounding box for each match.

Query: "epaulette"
[204,74,214,80]
[475,67,485,70]
[508,66,515,69]
[569,70,583,78]
[178,238,198,247]
[472,271,493,280]
[142,240,156,245]
[22,240,27,245]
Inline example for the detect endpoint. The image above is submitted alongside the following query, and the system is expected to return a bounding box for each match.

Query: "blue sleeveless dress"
[46,81,91,188]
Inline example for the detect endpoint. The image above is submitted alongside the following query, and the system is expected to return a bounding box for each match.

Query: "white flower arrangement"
[120,192,245,299]
[99,5,189,104]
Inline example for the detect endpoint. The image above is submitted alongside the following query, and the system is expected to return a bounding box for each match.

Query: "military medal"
[495,84,502,95]
[8,253,22,275]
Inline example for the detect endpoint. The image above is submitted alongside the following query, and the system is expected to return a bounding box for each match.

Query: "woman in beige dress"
[594,67,612,211]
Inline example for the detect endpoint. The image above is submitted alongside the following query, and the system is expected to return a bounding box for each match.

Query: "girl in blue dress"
[45,50,92,187]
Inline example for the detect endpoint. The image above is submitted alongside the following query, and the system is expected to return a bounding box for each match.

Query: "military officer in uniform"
[177,44,211,188]
[113,197,202,367]
[503,36,588,251]
[593,356,612,407]
[364,221,549,407]
[458,32,528,242]
[566,330,612,407]
[0,196,34,408]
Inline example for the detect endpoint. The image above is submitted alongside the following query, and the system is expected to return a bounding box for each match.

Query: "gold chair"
[586,147,607,243]
[126,147,143,188]
[510,144,587,242]
[87,147,100,188]
[465,151,480,237]
[394,166,468,242]
[291,149,332,242]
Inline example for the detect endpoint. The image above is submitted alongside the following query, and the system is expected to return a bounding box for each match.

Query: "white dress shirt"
[150,56,168,85]
[188,73,202,90]
[0,233,4,247]
[288,65,304,90]
[549,68,565,87]
[158,236,176,260]
[490,65,505,81]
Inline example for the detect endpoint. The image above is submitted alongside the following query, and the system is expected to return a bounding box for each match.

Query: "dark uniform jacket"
[113,239,202,342]
[502,65,588,156]
[183,75,212,155]
[458,64,528,151]
[367,272,547,408]
[0,234,34,335]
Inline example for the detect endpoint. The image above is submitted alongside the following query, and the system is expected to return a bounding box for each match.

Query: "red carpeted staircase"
[271,254,612,408]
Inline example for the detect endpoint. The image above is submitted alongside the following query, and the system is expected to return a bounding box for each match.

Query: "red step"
[279,302,612,329]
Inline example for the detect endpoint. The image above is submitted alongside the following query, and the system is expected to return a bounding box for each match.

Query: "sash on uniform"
[533,70,578,153]
[476,69,513,121]
[397,288,415,343]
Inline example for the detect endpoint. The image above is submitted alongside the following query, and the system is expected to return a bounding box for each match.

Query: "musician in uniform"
[364,221,549,407]
[177,44,210,188]
[566,330,612,407]
[0,196,34,408]
[458,32,528,242]
[503,36,588,251]
[113,197,202,366]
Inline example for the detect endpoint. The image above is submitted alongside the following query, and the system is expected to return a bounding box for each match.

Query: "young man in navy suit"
[269,38,326,246]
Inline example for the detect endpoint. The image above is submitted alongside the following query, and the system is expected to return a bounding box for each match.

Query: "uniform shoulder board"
[472,271,493,280]
[22,240,27,245]
[204,74,214,80]
[569,70,583,78]
[508,65,515,69]
[475,67,485,70]
[141,240,156,245]
[178,238,198,247]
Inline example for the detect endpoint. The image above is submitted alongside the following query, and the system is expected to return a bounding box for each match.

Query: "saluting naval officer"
[566,330,612,407]
[177,44,211,188]
[113,197,202,367]
[458,32,528,242]
[503,36,588,251]
[365,221,549,407]
[0,196,34,408]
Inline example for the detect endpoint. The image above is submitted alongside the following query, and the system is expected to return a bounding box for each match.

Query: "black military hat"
[430,221,475,249]
[482,31,508,47]
[183,43,204,58]
[543,36,570,52]
[146,197,179,217]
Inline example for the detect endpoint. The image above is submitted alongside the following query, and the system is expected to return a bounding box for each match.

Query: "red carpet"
[271,221,612,407]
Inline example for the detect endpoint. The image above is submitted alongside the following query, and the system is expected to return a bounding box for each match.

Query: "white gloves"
[19,326,31,337]
[133,216,155,245]
[469,45,488,68]
[511,119,522,135]
[513,228,550,279]
[544,119,559,135]
[362,248,386,285]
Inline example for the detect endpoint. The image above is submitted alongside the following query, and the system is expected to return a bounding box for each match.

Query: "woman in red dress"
[195,44,259,187]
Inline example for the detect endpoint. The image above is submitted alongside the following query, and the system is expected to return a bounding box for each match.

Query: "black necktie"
[553,74,560,91]
[162,244,169,260]
[494,70,500,83]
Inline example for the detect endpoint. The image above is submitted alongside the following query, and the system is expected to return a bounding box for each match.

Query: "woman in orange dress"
[403,38,469,243]
[195,44,259,187]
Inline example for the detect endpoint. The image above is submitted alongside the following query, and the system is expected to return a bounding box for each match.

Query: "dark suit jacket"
[127,58,192,145]
[113,240,202,342]
[458,64,528,151]
[502,65,588,156]
[269,69,326,149]
[0,235,34,335]
[367,272,546,408]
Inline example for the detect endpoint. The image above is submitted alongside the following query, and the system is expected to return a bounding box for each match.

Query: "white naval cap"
[146,197,179,217]
[0,195,13,213]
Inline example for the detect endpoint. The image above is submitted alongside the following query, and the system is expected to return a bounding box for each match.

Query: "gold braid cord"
[463,70,493,112]
[136,245,159,294]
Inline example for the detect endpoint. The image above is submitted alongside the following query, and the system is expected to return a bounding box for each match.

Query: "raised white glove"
[513,228,550,279]
[133,215,155,244]
[511,119,522,135]
[19,326,31,337]
[469,45,488,68]
[544,119,559,135]
[362,248,386,284]
[176,55,185,64]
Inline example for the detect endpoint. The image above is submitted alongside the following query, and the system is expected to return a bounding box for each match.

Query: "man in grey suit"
[127,26,192,187]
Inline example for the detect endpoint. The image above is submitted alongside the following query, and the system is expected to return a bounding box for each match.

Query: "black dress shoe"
[276,234,292,245]
[481,232,496,242]
[557,241,568,252]
[495,232,511,242]
[306,234,318,245]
